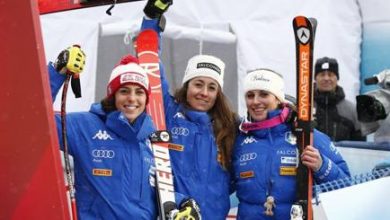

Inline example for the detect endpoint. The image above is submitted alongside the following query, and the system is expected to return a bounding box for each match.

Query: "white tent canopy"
[41,0,362,115]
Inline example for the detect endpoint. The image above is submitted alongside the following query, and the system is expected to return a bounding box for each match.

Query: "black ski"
[291,16,317,220]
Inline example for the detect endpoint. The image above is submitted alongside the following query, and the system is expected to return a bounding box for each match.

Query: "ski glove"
[54,45,86,75]
[144,0,172,19]
[167,198,201,220]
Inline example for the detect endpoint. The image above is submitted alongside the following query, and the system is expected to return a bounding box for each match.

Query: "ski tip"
[308,17,318,31]
[292,15,308,27]
[308,18,317,26]
[293,16,318,30]
[135,29,159,54]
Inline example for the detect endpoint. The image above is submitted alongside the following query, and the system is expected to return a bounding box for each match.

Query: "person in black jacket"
[313,57,365,141]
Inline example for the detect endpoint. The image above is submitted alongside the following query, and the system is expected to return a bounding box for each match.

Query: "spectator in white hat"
[232,68,350,220]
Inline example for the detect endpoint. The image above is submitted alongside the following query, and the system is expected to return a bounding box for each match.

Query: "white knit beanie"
[182,55,225,88]
[243,69,285,102]
[107,55,149,98]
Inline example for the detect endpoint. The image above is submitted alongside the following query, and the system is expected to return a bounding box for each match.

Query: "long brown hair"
[174,82,238,170]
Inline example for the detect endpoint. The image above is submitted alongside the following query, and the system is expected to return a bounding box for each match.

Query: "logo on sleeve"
[173,112,185,119]
[329,142,339,154]
[285,131,297,145]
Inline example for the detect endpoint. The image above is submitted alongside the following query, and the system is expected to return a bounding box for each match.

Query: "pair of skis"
[292,16,317,220]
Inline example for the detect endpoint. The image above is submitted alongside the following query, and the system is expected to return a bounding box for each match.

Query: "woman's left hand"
[301,145,323,172]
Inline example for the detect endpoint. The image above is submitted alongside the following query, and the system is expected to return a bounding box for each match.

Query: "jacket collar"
[90,103,155,141]
[314,85,345,106]
[240,108,290,138]
[180,105,212,125]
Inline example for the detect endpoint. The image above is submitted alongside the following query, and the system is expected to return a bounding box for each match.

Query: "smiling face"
[186,76,219,112]
[245,90,279,121]
[315,71,338,92]
[114,84,147,123]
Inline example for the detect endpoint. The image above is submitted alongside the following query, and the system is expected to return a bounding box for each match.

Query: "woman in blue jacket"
[49,46,193,219]
[49,50,157,219]
[140,16,238,220]
[232,69,351,220]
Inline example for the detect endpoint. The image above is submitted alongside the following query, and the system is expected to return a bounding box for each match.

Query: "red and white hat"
[106,55,150,99]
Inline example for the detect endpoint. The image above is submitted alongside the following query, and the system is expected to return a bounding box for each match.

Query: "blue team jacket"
[48,63,158,219]
[233,109,351,220]
[141,18,231,220]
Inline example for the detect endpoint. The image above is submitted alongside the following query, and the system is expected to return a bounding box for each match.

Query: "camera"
[356,69,390,123]
[356,70,390,143]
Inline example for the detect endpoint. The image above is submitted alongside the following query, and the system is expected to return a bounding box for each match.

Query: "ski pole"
[61,73,78,220]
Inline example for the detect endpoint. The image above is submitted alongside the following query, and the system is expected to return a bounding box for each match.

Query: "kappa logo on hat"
[197,62,221,75]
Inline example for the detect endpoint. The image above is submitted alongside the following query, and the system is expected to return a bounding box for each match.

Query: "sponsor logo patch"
[173,112,185,119]
[240,170,255,179]
[240,152,257,162]
[197,62,221,74]
[280,166,297,176]
[241,136,257,145]
[285,131,297,145]
[329,142,339,154]
[168,143,184,151]
[120,72,148,89]
[281,156,297,165]
[93,169,112,176]
[171,127,189,136]
[92,130,114,140]
[92,149,115,159]
[276,149,297,155]
[297,27,310,44]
